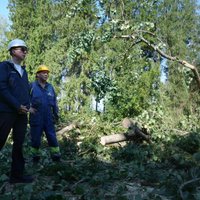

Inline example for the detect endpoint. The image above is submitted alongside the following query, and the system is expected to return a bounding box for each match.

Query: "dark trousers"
[0,113,27,178]
[30,119,59,148]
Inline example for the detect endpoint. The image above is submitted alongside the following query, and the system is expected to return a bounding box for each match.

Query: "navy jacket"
[29,81,59,126]
[0,61,30,113]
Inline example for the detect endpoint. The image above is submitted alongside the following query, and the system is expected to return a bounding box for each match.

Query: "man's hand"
[18,105,29,114]
[28,107,37,114]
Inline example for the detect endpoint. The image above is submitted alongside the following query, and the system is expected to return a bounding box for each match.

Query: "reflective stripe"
[50,146,60,154]
[30,147,40,156]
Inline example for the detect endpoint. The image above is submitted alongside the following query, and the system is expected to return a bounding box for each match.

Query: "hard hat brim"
[37,70,50,73]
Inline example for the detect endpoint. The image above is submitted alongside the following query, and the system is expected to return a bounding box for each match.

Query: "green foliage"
[112,143,149,163]
[0,0,198,120]
[175,131,200,154]
[0,15,8,45]
[106,60,160,119]
[0,112,199,199]
[0,0,200,199]
[91,69,113,102]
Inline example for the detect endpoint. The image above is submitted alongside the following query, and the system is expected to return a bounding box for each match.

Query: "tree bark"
[100,127,150,145]
[100,133,128,145]
[57,124,77,135]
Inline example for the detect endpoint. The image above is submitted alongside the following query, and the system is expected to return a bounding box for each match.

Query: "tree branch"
[139,35,200,89]
[179,177,200,199]
[117,33,200,90]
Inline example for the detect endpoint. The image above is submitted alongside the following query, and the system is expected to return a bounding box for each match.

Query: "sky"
[0,0,9,20]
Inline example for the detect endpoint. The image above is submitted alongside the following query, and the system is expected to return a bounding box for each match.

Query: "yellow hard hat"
[36,65,50,73]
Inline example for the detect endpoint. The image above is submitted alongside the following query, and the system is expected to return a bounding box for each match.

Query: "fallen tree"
[100,118,150,145]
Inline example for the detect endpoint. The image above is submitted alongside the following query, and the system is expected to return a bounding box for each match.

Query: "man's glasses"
[14,47,28,52]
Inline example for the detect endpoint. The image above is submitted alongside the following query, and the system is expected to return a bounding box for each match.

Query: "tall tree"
[0,15,9,60]
[5,0,200,121]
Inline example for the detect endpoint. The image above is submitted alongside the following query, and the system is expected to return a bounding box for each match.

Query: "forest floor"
[0,121,200,200]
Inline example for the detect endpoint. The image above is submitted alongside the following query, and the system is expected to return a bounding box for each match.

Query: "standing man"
[0,39,33,183]
[29,65,61,162]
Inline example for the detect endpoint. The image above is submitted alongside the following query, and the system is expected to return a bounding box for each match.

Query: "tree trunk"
[100,128,150,145]
[57,124,77,135]
[100,133,128,145]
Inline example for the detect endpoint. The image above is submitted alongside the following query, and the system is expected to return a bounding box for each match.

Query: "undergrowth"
[0,112,200,200]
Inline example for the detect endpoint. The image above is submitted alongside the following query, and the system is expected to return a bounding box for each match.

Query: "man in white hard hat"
[0,39,34,183]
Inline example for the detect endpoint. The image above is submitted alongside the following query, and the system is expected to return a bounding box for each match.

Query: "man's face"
[12,46,28,60]
[37,71,49,82]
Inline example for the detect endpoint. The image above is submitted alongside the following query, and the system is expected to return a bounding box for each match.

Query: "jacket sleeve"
[0,62,21,111]
[52,86,59,119]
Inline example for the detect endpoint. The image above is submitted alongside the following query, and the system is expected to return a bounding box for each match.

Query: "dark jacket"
[0,61,30,113]
[29,81,59,126]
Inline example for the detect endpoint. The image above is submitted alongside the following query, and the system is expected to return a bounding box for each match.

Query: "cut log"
[122,118,150,141]
[100,129,150,145]
[57,124,77,135]
[100,118,150,145]
[122,117,135,129]
[100,133,128,145]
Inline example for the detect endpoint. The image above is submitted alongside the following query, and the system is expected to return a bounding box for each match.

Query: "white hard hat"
[8,39,27,51]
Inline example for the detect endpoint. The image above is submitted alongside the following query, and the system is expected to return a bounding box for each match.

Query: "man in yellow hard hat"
[29,65,61,162]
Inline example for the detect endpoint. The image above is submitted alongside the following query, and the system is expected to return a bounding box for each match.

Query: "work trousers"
[30,121,59,148]
[0,113,27,178]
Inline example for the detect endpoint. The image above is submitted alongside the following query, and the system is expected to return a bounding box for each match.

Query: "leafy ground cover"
[0,116,200,200]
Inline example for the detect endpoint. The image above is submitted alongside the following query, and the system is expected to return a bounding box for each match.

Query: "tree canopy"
[2,0,198,119]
